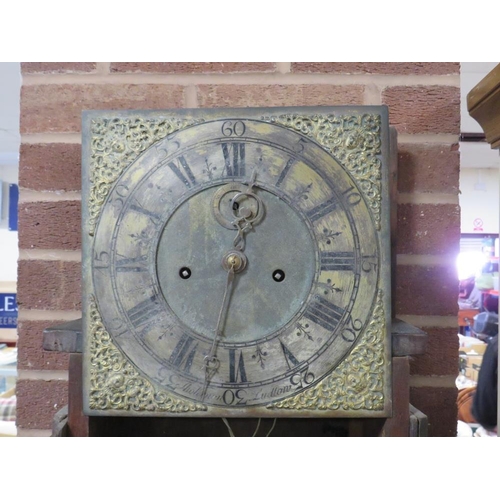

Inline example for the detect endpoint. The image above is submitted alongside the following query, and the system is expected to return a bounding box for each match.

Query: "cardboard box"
[459,343,488,356]
[463,354,483,382]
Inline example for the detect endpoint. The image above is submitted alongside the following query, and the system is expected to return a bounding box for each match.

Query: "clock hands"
[200,256,236,402]
[200,172,265,401]
[200,245,248,402]
[230,170,264,252]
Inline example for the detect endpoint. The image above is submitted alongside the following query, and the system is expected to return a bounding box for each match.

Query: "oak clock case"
[82,107,392,418]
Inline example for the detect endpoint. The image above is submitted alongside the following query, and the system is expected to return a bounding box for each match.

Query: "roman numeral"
[276,158,295,187]
[221,142,245,177]
[280,340,300,370]
[304,296,345,331]
[168,155,197,188]
[127,295,160,328]
[116,254,148,273]
[129,203,161,225]
[320,251,355,271]
[169,334,198,374]
[229,349,247,383]
[306,196,338,222]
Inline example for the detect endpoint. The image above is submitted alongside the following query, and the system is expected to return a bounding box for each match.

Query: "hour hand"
[212,171,265,233]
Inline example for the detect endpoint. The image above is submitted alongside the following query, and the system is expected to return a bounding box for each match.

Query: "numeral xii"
[221,142,245,177]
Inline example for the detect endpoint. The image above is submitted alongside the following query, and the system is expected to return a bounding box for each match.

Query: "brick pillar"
[17,61,460,436]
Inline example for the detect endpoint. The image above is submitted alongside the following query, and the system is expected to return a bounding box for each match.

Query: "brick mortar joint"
[409,375,458,388]
[20,132,458,144]
[20,73,462,86]
[17,369,69,381]
[18,250,82,261]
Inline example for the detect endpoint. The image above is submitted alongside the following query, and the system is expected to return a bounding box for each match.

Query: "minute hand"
[207,263,235,362]
[200,262,236,401]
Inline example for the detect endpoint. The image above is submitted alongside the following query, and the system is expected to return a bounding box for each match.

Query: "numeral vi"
[229,349,247,383]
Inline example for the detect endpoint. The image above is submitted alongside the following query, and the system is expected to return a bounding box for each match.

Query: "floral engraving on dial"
[290,182,313,206]
[88,116,204,235]
[320,228,342,245]
[267,291,386,412]
[202,158,219,180]
[252,345,268,369]
[261,113,383,229]
[318,279,342,296]
[88,297,206,413]
[294,321,314,341]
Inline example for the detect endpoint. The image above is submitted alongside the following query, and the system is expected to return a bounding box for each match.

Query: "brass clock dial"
[82,107,392,417]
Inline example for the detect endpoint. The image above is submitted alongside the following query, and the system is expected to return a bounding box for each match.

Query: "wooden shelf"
[467,63,500,149]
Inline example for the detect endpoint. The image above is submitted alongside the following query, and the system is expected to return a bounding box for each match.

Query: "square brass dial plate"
[81,106,393,418]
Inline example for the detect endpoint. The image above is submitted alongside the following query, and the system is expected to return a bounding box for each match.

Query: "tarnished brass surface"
[88,297,206,413]
[261,113,383,229]
[87,116,205,235]
[81,107,392,418]
[268,291,386,411]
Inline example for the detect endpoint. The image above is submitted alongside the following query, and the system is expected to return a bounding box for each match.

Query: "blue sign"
[9,184,18,231]
[0,293,17,328]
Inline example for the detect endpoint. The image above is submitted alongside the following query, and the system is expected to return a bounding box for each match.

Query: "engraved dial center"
[156,185,317,344]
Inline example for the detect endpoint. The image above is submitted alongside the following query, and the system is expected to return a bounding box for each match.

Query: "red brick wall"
[17,62,460,436]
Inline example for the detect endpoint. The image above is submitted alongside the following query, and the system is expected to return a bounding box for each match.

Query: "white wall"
[0,62,21,284]
[459,63,500,237]
[460,167,499,234]
[0,166,18,283]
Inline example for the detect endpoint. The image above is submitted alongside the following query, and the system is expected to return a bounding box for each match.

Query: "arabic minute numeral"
[293,137,308,153]
[290,367,315,388]
[94,251,110,270]
[223,389,247,406]
[111,184,129,209]
[110,317,127,337]
[221,120,246,137]
[341,186,362,206]
[155,137,180,159]
[362,255,378,273]
[342,316,363,343]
